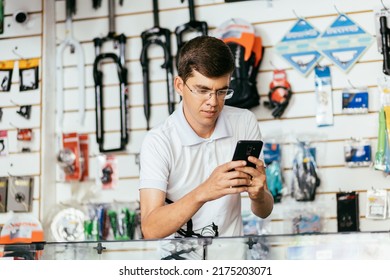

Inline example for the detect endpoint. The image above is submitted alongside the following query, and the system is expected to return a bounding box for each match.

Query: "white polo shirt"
[139,102,262,238]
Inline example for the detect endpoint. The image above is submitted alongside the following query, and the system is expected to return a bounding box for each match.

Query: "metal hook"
[315,62,324,69]
[381,0,389,10]
[269,60,280,70]
[12,46,25,60]
[9,99,21,107]
[347,79,357,89]
[9,122,19,129]
[334,5,343,15]
[292,9,303,19]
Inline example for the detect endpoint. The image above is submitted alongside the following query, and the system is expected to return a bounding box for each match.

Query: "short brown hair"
[177,36,234,82]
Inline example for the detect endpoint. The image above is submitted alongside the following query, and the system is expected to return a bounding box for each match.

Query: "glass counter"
[1,231,390,260]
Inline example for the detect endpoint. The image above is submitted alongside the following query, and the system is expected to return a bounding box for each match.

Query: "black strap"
[165,198,201,238]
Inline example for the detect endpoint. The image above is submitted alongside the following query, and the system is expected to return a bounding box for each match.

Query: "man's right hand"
[195,160,253,203]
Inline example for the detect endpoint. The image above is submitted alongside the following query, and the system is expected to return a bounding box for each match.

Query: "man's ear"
[174,76,184,97]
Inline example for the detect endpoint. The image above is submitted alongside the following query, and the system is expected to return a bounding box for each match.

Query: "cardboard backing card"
[6,176,33,212]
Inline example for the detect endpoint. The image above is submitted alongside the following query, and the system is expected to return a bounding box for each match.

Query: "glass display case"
[1,231,390,260]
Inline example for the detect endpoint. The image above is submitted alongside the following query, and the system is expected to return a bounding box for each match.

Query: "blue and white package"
[314,65,333,127]
[342,89,368,114]
[344,138,372,167]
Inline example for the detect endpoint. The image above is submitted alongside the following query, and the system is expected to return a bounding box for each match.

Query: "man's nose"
[206,91,219,105]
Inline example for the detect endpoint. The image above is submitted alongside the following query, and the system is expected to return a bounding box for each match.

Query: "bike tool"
[140,0,175,130]
[380,16,390,75]
[175,0,208,68]
[56,0,85,133]
[93,0,128,152]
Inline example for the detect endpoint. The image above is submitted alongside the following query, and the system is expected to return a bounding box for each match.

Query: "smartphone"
[232,140,263,168]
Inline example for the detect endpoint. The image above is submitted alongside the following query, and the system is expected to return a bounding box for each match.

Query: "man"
[139,36,273,240]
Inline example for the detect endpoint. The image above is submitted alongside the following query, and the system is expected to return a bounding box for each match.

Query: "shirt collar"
[173,102,232,146]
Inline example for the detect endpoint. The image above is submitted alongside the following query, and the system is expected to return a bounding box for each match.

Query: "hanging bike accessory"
[344,138,372,168]
[380,16,390,75]
[17,128,33,153]
[314,65,334,127]
[57,134,89,182]
[264,69,292,118]
[226,35,263,109]
[0,60,14,92]
[375,108,387,172]
[175,0,208,68]
[376,6,390,76]
[97,154,118,189]
[19,58,39,91]
[57,132,82,181]
[0,130,7,156]
[56,0,85,133]
[263,142,283,203]
[93,0,129,152]
[7,176,34,212]
[50,207,86,242]
[384,106,390,172]
[342,86,369,114]
[214,18,263,109]
[376,77,390,174]
[16,105,32,119]
[365,188,388,220]
[92,0,103,9]
[336,191,359,232]
[140,0,175,130]
[291,141,320,202]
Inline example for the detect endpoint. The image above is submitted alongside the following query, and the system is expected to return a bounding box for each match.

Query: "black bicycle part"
[101,165,113,184]
[380,16,390,76]
[140,0,175,130]
[0,69,12,92]
[93,0,129,153]
[175,0,208,68]
[93,51,128,153]
[16,105,32,119]
[264,85,292,118]
[92,0,102,9]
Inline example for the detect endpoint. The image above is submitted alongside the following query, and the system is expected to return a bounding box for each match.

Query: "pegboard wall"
[0,0,43,224]
[2,0,390,241]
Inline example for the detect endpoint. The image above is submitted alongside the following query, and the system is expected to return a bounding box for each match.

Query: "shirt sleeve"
[139,131,170,192]
[245,110,262,140]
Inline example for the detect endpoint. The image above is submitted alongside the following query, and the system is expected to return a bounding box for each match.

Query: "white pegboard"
[48,0,390,238]
[0,13,42,38]
[0,0,43,224]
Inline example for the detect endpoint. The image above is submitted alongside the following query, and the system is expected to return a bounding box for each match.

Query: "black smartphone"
[232,140,263,168]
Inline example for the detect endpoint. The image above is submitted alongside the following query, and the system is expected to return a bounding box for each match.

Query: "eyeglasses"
[184,83,234,100]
